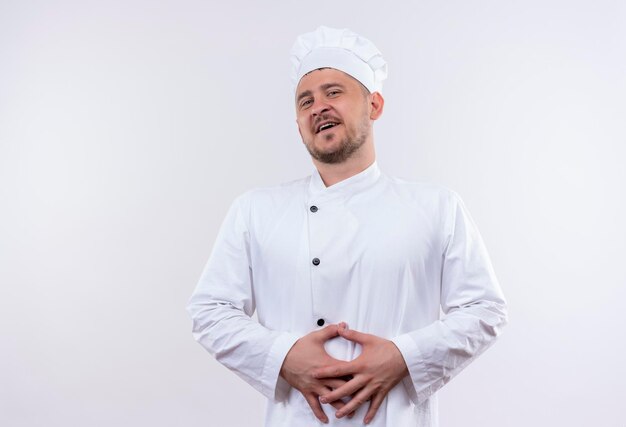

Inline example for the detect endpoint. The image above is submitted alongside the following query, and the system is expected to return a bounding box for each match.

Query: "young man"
[187,26,508,426]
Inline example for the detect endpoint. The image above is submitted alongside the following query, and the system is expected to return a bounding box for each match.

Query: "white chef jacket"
[187,161,507,427]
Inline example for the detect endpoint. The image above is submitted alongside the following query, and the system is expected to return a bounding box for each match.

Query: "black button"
[312,258,320,266]
[317,318,325,326]
[310,205,318,213]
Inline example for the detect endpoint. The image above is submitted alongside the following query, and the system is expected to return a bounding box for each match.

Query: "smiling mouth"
[316,122,340,134]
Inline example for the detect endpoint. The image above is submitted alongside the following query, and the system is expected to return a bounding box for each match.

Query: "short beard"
[304,117,370,165]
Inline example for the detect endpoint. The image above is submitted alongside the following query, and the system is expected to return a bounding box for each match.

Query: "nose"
[310,98,330,116]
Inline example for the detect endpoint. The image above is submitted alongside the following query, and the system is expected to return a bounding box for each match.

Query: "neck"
[313,141,376,187]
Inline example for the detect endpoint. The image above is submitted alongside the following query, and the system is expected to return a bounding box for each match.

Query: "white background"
[1,1,625,426]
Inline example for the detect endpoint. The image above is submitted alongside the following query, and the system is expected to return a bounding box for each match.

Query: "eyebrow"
[296,90,312,104]
[296,82,346,104]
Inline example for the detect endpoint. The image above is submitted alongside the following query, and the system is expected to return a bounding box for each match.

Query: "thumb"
[338,323,369,344]
[314,323,340,341]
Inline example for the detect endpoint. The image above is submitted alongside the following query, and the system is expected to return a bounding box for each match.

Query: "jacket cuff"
[261,332,301,401]
[391,333,437,405]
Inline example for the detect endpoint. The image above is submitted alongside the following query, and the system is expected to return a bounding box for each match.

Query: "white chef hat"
[290,26,388,94]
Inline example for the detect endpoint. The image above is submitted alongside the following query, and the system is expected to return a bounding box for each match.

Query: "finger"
[341,388,358,419]
[320,376,366,404]
[329,399,346,412]
[303,392,328,424]
[327,400,356,419]
[363,391,386,424]
[315,324,340,341]
[335,386,374,418]
[342,388,358,419]
[321,378,347,390]
[313,361,354,379]
[317,383,349,413]
[337,325,369,344]
[319,387,356,418]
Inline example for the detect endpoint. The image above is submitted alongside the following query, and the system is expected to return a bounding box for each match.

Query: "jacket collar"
[308,161,381,199]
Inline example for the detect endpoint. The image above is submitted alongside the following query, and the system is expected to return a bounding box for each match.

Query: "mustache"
[312,114,341,131]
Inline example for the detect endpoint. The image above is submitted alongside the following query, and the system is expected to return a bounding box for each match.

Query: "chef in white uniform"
[187,26,508,427]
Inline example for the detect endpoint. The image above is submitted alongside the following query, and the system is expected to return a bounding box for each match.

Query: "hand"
[313,323,409,424]
[279,324,354,424]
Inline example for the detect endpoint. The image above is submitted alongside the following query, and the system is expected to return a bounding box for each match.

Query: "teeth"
[318,122,337,132]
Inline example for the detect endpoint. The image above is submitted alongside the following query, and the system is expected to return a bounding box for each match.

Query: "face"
[295,68,373,164]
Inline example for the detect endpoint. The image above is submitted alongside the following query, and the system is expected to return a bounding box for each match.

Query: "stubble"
[304,113,370,164]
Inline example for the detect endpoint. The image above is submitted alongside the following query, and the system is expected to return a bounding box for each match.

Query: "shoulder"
[381,174,461,209]
[380,174,469,244]
[232,175,310,214]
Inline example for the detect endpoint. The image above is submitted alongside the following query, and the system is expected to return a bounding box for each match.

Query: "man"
[187,26,507,426]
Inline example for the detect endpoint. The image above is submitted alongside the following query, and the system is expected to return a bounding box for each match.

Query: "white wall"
[1,1,624,426]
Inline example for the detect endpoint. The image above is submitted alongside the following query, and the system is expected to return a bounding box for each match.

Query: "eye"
[299,98,313,109]
[327,89,341,97]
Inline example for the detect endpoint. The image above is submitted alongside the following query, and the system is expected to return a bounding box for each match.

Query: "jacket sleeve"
[391,191,508,404]
[186,195,300,401]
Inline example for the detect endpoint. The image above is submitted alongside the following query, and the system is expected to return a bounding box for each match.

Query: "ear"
[296,118,304,141]
[369,92,385,120]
